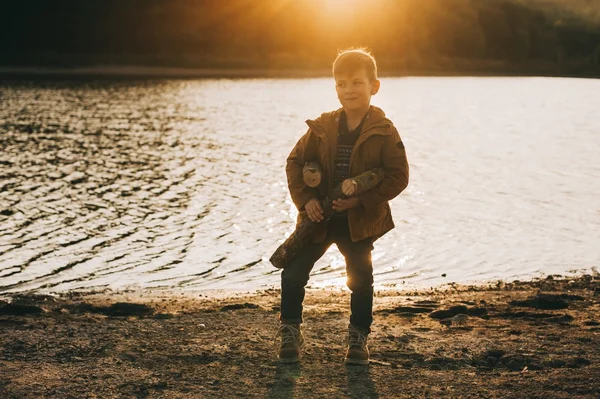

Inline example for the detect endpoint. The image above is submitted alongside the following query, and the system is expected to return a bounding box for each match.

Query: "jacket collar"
[306,105,392,138]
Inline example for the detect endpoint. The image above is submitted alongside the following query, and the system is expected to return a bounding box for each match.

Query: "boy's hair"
[332,48,378,81]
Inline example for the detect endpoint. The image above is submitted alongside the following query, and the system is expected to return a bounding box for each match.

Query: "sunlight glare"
[323,0,369,10]
[305,0,377,32]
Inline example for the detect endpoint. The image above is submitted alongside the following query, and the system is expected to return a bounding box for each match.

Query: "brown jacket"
[286,106,409,242]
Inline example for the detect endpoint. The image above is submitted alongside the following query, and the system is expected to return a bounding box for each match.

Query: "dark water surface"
[0,77,598,294]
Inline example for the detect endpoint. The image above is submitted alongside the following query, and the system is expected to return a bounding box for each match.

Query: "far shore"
[1,65,599,80]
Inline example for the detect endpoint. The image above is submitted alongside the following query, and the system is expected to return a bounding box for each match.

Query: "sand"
[1,275,599,398]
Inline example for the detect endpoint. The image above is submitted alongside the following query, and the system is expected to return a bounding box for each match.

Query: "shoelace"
[347,325,368,349]
[276,324,301,346]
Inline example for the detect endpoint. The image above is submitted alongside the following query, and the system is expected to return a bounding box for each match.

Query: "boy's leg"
[332,218,375,331]
[280,240,331,323]
[278,238,330,363]
[332,218,374,364]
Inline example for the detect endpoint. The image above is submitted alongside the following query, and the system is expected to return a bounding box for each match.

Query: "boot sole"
[345,357,369,365]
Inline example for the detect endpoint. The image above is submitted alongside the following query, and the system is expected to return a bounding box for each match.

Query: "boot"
[277,323,304,363]
[345,323,369,365]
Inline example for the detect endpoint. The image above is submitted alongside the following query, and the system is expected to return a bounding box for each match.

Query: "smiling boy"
[278,49,409,364]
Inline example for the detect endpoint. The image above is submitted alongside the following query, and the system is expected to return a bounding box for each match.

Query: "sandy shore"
[1,275,599,398]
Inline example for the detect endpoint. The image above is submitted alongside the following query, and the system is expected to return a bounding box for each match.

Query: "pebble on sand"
[64,171,87,184]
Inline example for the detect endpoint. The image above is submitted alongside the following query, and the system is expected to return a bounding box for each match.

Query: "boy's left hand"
[332,197,361,212]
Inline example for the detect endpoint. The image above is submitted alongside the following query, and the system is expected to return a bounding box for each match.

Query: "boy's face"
[335,69,380,114]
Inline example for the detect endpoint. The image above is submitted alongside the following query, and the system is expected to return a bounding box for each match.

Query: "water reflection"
[0,77,599,294]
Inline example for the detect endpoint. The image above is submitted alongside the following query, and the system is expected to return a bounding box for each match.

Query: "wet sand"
[1,275,599,398]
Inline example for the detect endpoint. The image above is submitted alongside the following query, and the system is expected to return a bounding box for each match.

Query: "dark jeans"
[280,217,374,331]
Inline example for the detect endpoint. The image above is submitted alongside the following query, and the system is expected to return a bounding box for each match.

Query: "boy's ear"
[371,79,381,95]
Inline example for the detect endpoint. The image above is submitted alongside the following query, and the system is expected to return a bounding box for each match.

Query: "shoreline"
[1,65,599,80]
[0,269,591,300]
[1,275,599,398]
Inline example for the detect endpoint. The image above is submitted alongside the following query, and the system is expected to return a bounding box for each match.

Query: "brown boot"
[277,323,305,363]
[345,324,370,365]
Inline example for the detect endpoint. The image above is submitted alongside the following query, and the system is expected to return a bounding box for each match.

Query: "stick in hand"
[270,168,384,269]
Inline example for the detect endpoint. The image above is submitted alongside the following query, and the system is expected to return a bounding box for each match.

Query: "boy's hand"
[305,198,324,222]
[333,197,361,212]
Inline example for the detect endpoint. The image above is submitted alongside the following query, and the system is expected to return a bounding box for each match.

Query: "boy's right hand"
[304,198,324,222]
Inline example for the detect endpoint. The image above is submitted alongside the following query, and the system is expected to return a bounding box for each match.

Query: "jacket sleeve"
[286,128,319,211]
[359,127,409,211]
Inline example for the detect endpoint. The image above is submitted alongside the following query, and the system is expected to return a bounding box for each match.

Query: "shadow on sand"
[266,362,379,398]
[346,364,379,399]
[267,363,302,399]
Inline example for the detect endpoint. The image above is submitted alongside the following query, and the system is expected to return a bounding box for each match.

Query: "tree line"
[1,0,599,76]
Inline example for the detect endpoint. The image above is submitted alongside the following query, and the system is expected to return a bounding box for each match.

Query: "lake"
[0,76,598,294]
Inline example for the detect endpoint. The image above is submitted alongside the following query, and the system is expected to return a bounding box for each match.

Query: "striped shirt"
[332,112,365,217]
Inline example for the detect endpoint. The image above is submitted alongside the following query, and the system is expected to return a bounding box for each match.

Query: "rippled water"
[0,77,599,294]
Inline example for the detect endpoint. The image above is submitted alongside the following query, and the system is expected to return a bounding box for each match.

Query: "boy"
[278,49,409,364]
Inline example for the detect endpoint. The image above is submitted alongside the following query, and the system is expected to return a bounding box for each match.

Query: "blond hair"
[332,48,378,81]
